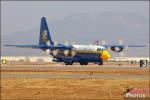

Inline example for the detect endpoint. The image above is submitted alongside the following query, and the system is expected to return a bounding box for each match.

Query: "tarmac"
[1,73,148,79]
[1,64,149,79]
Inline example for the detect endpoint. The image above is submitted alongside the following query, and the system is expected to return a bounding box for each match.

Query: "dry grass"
[1,63,149,100]
[1,78,149,100]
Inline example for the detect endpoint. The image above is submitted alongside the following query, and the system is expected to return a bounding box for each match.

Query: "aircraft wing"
[103,44,147,48]
[126,45,147,47]
[5,44,72,50]
[102,44,147,52]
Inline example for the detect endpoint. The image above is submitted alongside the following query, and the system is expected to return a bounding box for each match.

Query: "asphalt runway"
[1,73,148,79]
[1,65,149,79]
[1,65,147,71]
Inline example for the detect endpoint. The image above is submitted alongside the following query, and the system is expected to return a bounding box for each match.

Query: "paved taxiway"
[1,65,149,79]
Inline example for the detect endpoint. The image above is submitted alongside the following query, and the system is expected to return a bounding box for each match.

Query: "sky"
[1,1,149,36]
[1,1,149,57]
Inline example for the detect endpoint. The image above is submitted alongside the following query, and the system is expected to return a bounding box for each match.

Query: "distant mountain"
[1,12,149,57]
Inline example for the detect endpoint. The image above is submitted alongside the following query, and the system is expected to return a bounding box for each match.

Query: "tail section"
[39,17,54,46]
[5,17,72,50]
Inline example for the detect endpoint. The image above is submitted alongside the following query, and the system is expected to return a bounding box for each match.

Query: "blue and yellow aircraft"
[5,17,146,65]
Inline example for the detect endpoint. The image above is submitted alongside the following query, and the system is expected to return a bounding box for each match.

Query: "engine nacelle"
[110,46,123,52]
[64,50,76,57]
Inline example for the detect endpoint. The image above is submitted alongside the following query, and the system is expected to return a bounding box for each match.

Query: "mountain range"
[1,12,149,57]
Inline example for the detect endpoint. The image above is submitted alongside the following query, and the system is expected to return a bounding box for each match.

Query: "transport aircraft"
[5,17,146,65]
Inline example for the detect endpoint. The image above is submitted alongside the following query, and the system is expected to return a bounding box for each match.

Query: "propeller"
[94,40,100,45]
[71,50,76,56]
[107,47,111,52]
[46,41,51,46]
[124,44,129,50]
[53,50,58,56]
[118,39,123,45]
[64,41,69,46]
[101,40,106,45]
[64,50,69,56]
[54,41,58,46]
[64,49,77,57]
[118,39,127,56]
[72,41,76,45]
[46,49,51,54]
[120,52,125,56]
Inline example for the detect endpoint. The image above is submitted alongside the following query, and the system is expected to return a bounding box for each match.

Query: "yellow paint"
[75,50,111,61]
[42,32,48,42]
[101,50,111,61]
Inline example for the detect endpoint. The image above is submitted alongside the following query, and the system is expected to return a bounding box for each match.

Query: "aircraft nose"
[101,50,111,61]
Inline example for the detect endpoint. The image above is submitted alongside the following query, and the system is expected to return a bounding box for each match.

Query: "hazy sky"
[1,1,149,36]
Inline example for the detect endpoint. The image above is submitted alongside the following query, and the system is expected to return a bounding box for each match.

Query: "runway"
[1,73,148,79]
[1,65,149,79]
[1,64,147,71]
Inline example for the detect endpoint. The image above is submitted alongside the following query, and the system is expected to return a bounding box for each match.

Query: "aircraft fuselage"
[49,44,111,65]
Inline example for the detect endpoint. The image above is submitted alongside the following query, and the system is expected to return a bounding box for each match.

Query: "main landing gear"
[64,61,73,65]
[98,61,103,65]
[79,62,88,65]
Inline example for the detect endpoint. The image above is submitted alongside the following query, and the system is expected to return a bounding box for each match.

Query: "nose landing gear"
[98,61,103,65]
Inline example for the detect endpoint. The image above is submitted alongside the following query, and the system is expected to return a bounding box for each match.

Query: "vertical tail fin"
[39,17,54,46]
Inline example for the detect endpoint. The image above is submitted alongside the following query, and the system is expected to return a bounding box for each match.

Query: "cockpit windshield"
[97,47,106,51]
[97,48,102,51]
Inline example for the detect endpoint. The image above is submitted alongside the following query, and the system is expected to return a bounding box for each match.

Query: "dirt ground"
[1,63,149,100]
[1,78,149,100]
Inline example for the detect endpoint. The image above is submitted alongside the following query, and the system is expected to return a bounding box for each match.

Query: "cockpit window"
[97,47,106,51]
[97,48,102,51]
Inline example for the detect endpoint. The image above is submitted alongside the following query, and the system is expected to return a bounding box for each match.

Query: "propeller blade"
[119,39,123,45]
[101,40,106,45]
[54,41,58,46]
[124,44,129,50]
[107,47,111,52]
[46,49,51,54]
[72,41,76,45]
[64,50,69,56]
[71,50,76,57]
[46,41,51,46]
[53,50,58,56]
[95,40,100,45]
[64,41,69,46]
[120,52,125,56]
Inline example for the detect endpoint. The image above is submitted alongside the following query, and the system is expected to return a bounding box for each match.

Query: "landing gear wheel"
[65,61,73,65]
[65,62,69,65]
[80,62,88,65]
[98,62,103,65]
[84,62,88,65]
[69,61,73,65]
